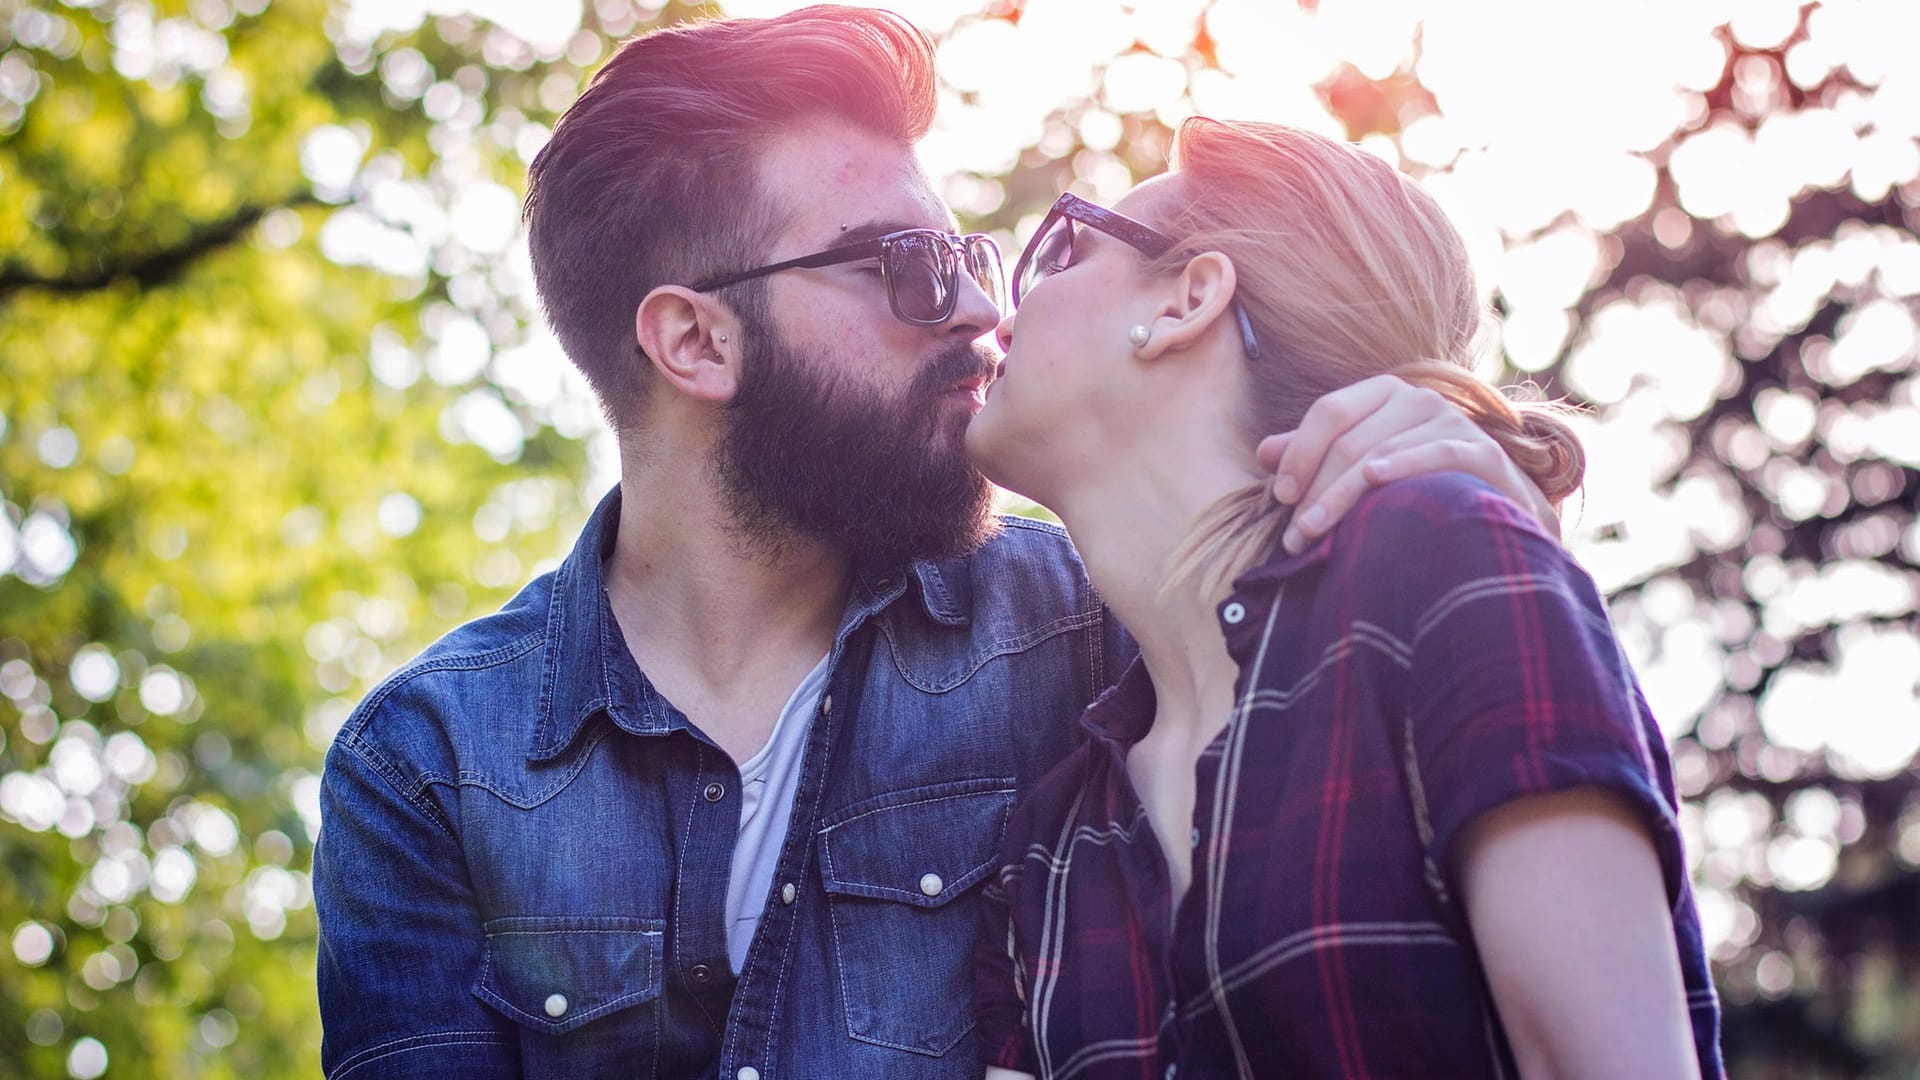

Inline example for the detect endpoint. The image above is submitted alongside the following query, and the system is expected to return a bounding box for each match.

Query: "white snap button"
[738,1068,761,1080]
[1165,1064,1177,1080]
[821,694,832,716]
[544,993,568,1018]
[919,872,944,897]
[781,882,797,905]
[1222,602,1246,625]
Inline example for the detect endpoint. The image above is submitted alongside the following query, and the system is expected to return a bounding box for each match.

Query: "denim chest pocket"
[471,916,665,1073]
[819,780,1014,1057]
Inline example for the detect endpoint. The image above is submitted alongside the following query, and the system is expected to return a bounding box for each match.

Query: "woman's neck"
[1050,436,1263,739]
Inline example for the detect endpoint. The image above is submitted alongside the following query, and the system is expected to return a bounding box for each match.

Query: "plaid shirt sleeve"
[973,864,1039,1073]
[1374,477,1688,904]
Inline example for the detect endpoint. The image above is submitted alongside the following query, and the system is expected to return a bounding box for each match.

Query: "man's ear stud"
[717,333,728,343]
[1128,325,1150,348]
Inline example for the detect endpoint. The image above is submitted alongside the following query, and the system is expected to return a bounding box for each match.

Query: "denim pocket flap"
[819,782,1015,907]
[472,916,665,1036]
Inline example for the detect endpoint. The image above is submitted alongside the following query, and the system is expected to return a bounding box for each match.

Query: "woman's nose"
[995,308,1017,352]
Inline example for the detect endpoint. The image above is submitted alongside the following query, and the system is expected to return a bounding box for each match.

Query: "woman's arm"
[1257,374,1562,552]
[974,866,1043,1078]
[1455,786,1701,1080]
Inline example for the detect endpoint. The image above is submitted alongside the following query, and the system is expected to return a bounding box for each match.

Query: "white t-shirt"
[725,653,832,973]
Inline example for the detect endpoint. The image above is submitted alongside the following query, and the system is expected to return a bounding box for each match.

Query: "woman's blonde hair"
[1156,118,1584,597]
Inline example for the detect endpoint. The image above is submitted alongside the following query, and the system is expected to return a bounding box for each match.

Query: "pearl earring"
[1128,325,1150,348]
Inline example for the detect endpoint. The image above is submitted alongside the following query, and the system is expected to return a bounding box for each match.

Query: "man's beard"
[713,321,1001,571]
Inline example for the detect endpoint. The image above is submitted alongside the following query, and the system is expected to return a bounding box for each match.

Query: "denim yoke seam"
[998,516,1070,541]
[430,722,616,809]
[343,630,549,741]
[337,631,553,835]
[328,1029,515,1080]
[338,735,457,839]
[879,608,1101,694]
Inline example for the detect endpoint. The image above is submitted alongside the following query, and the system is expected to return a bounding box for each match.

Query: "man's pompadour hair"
[523,5,939,432]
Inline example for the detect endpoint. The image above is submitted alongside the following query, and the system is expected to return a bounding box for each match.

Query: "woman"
[965,118,1722,1079]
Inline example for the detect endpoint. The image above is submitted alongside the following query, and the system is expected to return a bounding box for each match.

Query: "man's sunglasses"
[691,229,1005,327]
[1012,192,1263,360]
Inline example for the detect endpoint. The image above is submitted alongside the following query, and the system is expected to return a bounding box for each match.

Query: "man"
[313,8,1559,1079]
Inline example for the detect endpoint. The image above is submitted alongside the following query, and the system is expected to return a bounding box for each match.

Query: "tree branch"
[0,192,324,299]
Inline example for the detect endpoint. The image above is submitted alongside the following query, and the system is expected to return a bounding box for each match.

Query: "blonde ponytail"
[1152,118,1587,600]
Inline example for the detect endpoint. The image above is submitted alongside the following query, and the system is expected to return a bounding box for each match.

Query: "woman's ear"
[635,286,740,403]
[1136,252,1238,361]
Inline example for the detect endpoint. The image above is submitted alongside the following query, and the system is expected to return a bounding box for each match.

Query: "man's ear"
[635,286,740,403]
[1136,252,1238,361]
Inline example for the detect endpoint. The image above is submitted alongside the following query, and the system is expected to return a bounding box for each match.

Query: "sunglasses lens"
[1018,216,1073,304]
[886,233,954,322]
[966,237,1005,312]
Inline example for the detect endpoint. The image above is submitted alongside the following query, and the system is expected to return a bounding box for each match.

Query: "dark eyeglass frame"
[1012,192,1262,361]
[689,228,1004,327]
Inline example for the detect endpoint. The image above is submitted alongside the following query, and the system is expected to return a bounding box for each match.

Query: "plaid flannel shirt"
[975,473,1724,1080]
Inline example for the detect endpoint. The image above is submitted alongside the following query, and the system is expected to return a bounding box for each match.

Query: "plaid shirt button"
[1221,602,1246,625]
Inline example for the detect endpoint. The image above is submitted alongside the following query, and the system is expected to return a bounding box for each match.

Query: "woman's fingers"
[1283,433,1503,554]
[1361,437,1502,487]
[1271,376,1465,505]
[1366,431,1561,535]
[1256,431,1294,479]
[1264,375,1405,504]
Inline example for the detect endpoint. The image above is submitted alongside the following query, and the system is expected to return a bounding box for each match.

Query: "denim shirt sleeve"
[314,734,520,1079]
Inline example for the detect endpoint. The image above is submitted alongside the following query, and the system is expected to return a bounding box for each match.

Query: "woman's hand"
[1455,786,1702,1080]
[1257,374,1560,553]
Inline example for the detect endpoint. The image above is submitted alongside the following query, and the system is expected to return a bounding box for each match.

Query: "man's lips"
[943,364,998,403]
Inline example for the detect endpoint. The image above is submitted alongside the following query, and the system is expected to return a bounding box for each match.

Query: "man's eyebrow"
[831,219,951,248]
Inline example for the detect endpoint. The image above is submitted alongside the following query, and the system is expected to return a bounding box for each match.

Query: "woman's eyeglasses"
[691,229,1005,327]
[1012,192,1262,361]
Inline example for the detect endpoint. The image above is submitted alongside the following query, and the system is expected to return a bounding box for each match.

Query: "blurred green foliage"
[0,0,674,1074]
[3,1,1918,1078]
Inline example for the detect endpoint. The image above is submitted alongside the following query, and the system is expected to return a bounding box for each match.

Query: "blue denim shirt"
[314,488,1130,1079]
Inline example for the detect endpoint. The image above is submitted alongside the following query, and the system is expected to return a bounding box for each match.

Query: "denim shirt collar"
[529,486,973,761]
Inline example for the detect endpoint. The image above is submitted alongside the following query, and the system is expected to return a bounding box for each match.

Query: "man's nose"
[943,267,1003,341]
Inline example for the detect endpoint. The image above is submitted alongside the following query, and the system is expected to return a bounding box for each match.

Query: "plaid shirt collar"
[1077,528,1339,750]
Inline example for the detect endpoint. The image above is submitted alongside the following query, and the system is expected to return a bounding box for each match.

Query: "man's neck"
[603,452,852,762]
